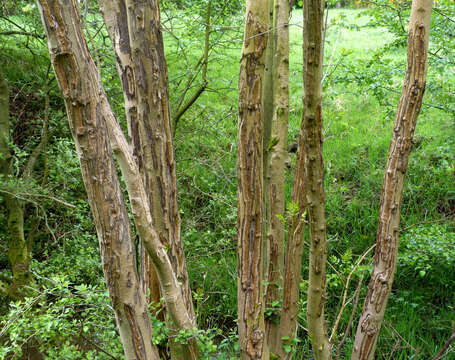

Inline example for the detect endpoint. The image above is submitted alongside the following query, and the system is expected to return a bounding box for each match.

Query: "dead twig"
[335,275,364,360]
[433,331,455,360]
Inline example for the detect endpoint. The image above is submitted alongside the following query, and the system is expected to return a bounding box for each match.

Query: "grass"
[168,7,454,359]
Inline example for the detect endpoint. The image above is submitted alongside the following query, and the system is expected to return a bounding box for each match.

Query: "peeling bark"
[300,0,331,358]
[351,1,432,359]
[98,2,198,357]
[122,1,197,358]
[237,1,270,359]
[265,0,291,356]
[37,0,194,358]
[98,0,163,319]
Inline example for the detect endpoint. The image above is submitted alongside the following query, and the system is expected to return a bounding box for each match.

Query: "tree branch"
[0,31,45,39]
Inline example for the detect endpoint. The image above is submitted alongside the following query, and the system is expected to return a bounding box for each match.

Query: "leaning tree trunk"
[37,1,160,359]
[98,0,160,316]
[237,0,270,359]
[301,0,331,358]
[98,1,197,358]
[38,0,199,358]
[265,0,291,356]
[351,1,432,359]
[123,1,197,358]
[0,70,31,299]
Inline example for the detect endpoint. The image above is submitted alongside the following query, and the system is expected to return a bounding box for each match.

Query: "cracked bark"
[37,2,160,358]
[98,0,162,318]
[351,0,432,359]
[237,1,270,359]
[38,0,199,358]
[301,0,331,358]
[122,1,197,358]
[98,1,197,357]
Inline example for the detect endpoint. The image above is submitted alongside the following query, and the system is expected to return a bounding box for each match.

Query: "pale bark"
[237,1,270,358]
[37,2,160,359]
[98,2,198,357]
[123,1,197,358]
[265,0,290,356]
[38,0,199,358]
[0,70,31,299]
[37,2,160,358]
[351,1,432,359]
[98,0,162,317]
[301,0,331,358]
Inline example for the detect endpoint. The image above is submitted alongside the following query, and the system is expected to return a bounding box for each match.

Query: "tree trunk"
[301,0,331,358]
[351,1,432,359]
[37,2,160,358]
[262,0,275,292]
[0,70,31,299]
[98,0,162,316]
[237,0,270,358]
[98,1,198,357]
[38,0,199,358]
[265,0,291,356]
[123,1,197,358]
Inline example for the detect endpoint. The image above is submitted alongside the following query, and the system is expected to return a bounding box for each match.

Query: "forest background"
[0,0,454,358]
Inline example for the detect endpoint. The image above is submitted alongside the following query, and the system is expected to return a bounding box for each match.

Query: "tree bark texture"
[237,1,270,358]
[351,1,432,359]
[262,0,275,300]
[98,0,162,317]
[0,70,31,299]
[278,19,307,360]
[123,1,197,357]
[98,2,198,358]
[38,0,199,358]
[37,2,160,359]
[301,0,331,358]
[265,0,291,356]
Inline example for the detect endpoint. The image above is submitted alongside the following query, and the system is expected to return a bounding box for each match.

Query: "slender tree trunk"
[265,0,290,356]
[237,1,270,358]
[37,2,160,358]
[0,70,31,299]
[38,0,199,358]
[351,1,432,359]
[301,0,331,358]
[98,2,197,357]
[98,0,162,317]
[123,1,197,358]
[262,0,275,298]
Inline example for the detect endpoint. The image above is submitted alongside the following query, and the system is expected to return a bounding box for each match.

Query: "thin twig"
[0,31,44,39]
[330,244,376,342]
[401,217,451,232]
[0,189,76,209]
[433,331,455,360]
[335,275,364,360]
[172,1,212,134]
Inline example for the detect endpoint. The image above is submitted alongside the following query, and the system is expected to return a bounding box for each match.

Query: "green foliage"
[398,224,455,290]
[0,2,454,359]
[0,275,123,360]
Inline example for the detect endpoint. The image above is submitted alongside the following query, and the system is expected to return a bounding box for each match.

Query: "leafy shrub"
[397,224,455,291]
